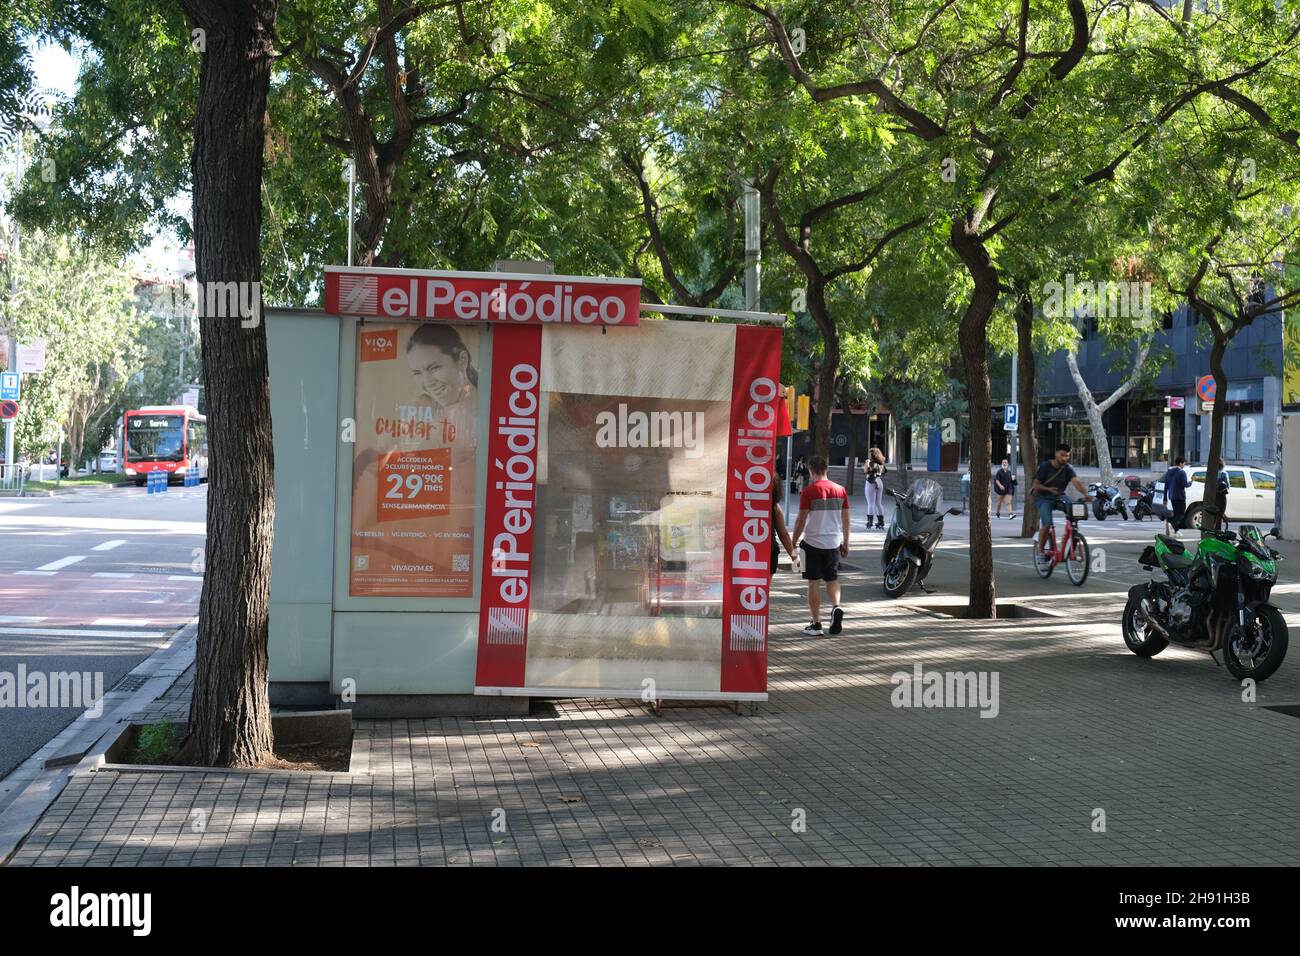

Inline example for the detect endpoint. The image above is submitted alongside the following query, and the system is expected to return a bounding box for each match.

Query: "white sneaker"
[802,622,823,636]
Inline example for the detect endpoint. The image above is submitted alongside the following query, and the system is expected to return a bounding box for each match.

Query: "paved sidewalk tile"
[8,549,1300,866]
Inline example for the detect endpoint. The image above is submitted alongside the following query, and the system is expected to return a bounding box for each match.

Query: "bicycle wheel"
[1032,532,1054,578]
[1066,530,1089,585]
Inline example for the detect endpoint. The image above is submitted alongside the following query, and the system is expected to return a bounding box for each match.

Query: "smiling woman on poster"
[405,323,478,471]
[350,322,482,598]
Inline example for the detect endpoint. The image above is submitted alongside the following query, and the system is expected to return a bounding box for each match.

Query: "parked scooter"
[1088,480,1129,521]
[881,478,963,598]
[1131,480,1171,522]
[1123,518,1288,681]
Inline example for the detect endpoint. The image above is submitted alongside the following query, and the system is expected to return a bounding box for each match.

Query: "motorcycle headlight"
[1243,558,1272,580]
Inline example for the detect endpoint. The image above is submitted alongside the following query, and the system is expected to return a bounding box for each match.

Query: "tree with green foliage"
[733,0,1300,615]
[0,229,143,471]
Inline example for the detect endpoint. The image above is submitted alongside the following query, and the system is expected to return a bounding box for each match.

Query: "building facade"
[1033,303,1283,470]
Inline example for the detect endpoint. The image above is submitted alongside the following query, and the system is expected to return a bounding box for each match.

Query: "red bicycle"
[1033,497,1090,586]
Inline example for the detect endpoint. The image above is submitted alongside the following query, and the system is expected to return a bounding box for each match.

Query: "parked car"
[1182,465,1277,526]
[98,451,118,472]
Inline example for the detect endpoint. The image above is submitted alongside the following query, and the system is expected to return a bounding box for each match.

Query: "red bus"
[123,405,208,486]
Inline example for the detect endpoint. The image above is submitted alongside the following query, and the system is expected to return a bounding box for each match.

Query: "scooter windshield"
[909,479,943,512]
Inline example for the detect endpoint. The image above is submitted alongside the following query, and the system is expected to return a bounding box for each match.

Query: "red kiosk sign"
[326,266,641,327]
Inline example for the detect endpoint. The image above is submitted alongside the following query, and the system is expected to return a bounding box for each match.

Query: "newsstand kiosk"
[265,265,784,715]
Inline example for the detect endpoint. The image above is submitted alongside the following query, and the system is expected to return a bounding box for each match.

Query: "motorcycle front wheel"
[1122,594,1169,657]
[1225,605,1289,682]
[1066,532,1089,586]
[1092,499,1106,521]
[883,556,917,598]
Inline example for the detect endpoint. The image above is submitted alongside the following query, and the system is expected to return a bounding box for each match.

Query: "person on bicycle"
[1032,444,1093,555]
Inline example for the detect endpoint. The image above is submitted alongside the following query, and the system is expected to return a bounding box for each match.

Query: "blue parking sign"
[0,372,19,401]
[1005,402,1018,427]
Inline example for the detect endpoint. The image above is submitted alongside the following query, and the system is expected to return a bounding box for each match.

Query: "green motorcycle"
[1123,520,1289,681]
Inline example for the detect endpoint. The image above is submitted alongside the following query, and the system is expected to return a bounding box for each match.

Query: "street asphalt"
[0,483,205,777]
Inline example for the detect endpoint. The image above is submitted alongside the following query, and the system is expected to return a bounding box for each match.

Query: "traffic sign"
[15,339,46,374]
[1196,375,1216,403]
[0,372,18,401]
[0,399,19,421]
[1166,396,1185,411]
[1004,403,1019,428]
[1003,422,1016,432]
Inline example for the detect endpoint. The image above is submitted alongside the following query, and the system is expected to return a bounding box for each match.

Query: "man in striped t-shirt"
[791,455,850,636]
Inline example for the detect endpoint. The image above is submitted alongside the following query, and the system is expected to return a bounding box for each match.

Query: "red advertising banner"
[719,324,783,694]
[474,325,543,688]
[325,267,641,327]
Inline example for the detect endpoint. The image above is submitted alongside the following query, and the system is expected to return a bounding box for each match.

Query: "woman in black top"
[862,447,887,529]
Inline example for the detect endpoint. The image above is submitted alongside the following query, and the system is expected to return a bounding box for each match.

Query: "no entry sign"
[0,399,19,420]
[325,266,641,327]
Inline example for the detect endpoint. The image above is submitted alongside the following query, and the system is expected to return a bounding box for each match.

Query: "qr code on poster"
[452,553,470,572]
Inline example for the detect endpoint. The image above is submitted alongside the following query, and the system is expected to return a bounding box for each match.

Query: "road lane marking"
[0,626,168,639]
[0,516,204,534]
[92,617,151,627]
[168,575,203,581]
[92,539,128,551]
[14,570,56,576]
[35,555,87,572]
[0,615,46,623]
[92,572,135,578]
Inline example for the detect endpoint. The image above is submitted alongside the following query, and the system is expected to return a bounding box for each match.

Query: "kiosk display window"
[476,319,782,699]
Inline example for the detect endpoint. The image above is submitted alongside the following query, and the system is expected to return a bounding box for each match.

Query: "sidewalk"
[6,525,1300,866]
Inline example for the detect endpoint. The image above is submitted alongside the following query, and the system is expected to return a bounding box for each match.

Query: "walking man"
[993,458,1016,519]
[1162,456,1191,535]
[791,455,850,637]
[1213,457,1230,529]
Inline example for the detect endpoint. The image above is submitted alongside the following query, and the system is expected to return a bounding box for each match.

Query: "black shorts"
[800,541,840,581]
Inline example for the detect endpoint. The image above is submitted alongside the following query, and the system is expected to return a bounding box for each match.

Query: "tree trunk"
[1064,348,1113,482]
[1064,335,1152,484]
[1015,290,1039,538]
[179,0,278,767]
[67,414,84,479]
[808,282,837,461]
[950,218,999,618]
[1205,332,1229,529]
[844,396,859,495]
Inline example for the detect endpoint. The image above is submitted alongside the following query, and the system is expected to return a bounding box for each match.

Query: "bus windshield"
[127,414,185,462]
